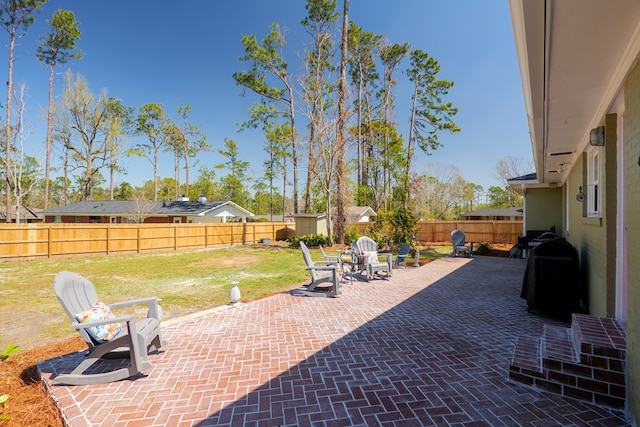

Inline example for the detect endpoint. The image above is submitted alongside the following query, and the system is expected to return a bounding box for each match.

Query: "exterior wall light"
[589,126,605,146]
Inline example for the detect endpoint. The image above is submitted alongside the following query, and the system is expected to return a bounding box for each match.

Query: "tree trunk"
[5,37,15,222]
[109,164,115,200]
[334,0,349,244]
[184,150,190,197]
[63,144,70,205]
[282,165,287,219]
[304,125,315,213]
[288,89,298,214]
[405,82,419,208]
[44,63,55,209]
[153,148,159,201]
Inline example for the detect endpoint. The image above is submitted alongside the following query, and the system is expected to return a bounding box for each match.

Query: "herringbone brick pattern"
[39,256,630,426]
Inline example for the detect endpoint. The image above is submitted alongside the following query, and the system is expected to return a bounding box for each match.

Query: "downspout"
[521,184,527,235]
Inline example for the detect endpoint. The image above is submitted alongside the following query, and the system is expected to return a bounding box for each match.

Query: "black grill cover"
[520,238,583,318]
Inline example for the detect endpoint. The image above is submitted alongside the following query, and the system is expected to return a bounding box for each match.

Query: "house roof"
[40,200,255,217]
[344,206,376,218]
[508,173,536,183]
[507,172,548,194]
[509,0,640,187]
[330,206,377,218]
[460,207,523,218]
[292,213,326,219]
[0,206,43,221]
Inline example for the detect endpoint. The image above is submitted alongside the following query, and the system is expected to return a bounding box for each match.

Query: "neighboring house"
[459,207,523,221]
[0,206,43,223]
[508,0,639,420]
[40,198,255,224]
[331,206,377,224]
[345,206,376,223]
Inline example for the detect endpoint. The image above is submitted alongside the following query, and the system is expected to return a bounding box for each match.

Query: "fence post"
[174,224,178,250]
[242,222,247,245]
[492,221,495,244]
[47,225,52,258]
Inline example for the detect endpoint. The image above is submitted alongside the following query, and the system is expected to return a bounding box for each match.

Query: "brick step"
[572,313,626,368]
[542,324,577,364]
[509,314,627,410]
[510,335,542,374]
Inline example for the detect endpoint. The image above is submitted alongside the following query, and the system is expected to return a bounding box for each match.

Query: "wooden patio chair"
[355,236,393,280]
[52,271,167,385]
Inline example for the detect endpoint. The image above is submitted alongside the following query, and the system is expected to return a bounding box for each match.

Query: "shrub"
[344,226,359,245]
[367,206,418,248]
[476,242,491,255]
[287,234,331,248]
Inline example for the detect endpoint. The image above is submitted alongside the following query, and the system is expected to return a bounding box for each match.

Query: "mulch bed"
[1,336,84,427]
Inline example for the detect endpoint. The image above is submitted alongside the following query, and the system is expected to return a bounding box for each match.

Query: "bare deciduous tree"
[493,156,534,187]
[0,0,46,221]
[126,197,157,224]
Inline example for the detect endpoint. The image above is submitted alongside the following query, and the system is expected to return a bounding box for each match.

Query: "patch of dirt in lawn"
[1,311,65,353]
[189,254,261,267]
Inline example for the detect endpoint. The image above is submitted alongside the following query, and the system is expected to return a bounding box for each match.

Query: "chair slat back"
[356,236,378,253]
[398,243,411,257]
[54,271,100,347]
[300,242,320,282]
[318,245,329,259]
[451,229,467,247]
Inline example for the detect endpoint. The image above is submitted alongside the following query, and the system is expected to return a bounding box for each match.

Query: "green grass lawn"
[0,243,448,349]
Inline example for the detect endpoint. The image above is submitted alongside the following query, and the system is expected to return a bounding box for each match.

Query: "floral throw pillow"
[362,250,379,264]
[75,301,124,342]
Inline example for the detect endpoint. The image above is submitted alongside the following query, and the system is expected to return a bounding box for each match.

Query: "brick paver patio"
[39,256,630,426]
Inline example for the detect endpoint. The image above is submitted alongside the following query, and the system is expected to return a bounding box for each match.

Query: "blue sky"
[7,0,532,194]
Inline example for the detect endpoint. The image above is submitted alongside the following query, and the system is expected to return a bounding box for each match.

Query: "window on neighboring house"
[587,147,602,217]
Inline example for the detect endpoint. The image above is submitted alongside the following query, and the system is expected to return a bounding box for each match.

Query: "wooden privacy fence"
[0,220,522,260]
[0,222,296,260]
[354,220,523,245]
